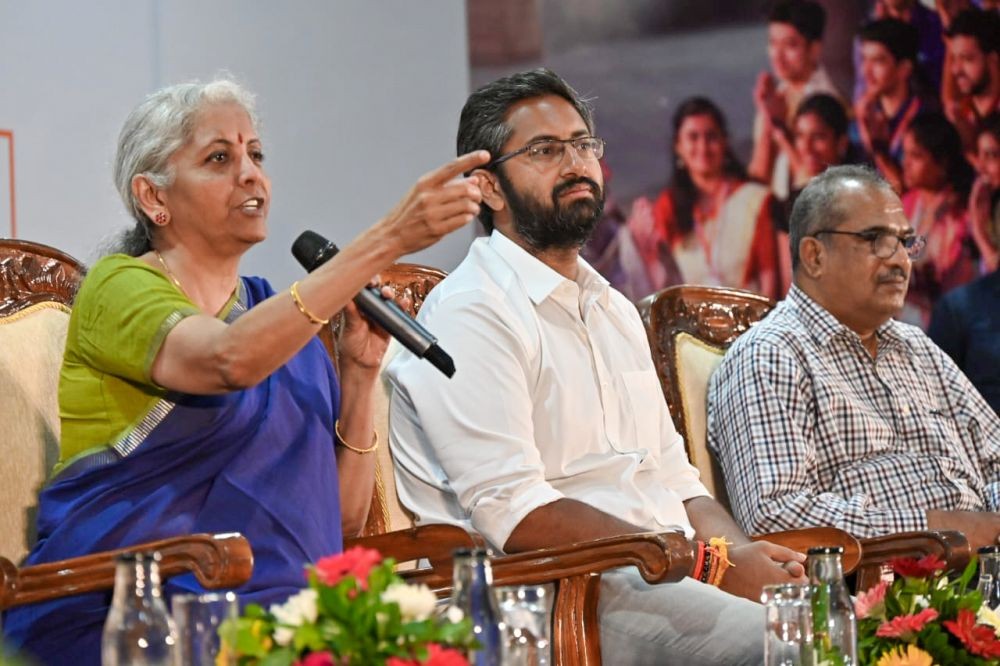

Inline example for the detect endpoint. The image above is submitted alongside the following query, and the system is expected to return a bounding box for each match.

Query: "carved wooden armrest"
[855,530,971,591]
[1,532,253,610]
[383,531,691,666]
[397,531,695,594]
[753,527,862,575]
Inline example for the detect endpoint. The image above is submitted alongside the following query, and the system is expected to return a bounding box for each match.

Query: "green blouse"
[57,254,236,470]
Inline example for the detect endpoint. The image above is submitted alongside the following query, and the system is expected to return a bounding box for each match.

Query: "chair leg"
[552,573,602,666]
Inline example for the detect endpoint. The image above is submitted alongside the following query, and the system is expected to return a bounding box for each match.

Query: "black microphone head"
[292,230,336,272]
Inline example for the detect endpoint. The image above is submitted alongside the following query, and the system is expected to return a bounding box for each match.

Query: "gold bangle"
[289,281,329,326]
[334,419,379,454]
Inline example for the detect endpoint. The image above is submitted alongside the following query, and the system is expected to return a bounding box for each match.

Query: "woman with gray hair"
[3,78,487,664]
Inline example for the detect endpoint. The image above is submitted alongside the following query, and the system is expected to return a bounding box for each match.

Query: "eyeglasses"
[813,229,927,259]
[487,137,606,170]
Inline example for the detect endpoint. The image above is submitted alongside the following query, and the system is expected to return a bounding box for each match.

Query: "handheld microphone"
[291,230,455,378]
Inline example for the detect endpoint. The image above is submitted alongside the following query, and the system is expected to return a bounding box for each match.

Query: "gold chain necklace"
[154,250,187,295]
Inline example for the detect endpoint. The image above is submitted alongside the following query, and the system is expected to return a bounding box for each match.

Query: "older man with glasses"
[708,164,1000,550]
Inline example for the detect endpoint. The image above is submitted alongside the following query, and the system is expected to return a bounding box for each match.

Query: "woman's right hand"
[377,150,490,255]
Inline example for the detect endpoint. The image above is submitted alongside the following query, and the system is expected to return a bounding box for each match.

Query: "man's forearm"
[683,496,751,545]
[503,498,651,553]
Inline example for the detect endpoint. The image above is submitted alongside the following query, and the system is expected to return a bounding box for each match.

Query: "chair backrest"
[637,284,775,508]
[0,239,85,563]
[318,262,447,538]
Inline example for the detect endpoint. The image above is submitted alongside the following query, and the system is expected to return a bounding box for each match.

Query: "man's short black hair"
[456,68,594,234]
[948,8,1000,55]
[859,18,919,64]
[769,0,826,43]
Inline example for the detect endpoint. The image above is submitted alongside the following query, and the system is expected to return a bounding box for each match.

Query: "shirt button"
[901,405,911,416]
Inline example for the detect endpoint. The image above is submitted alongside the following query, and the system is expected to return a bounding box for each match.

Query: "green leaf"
[259,648,296,666]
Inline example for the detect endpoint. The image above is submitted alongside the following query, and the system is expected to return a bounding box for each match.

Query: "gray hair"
[457,68,595,233]
[788,164,892,271]
[111,78,258,255]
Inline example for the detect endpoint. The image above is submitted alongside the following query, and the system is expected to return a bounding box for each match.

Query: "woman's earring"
[154,211,168,225]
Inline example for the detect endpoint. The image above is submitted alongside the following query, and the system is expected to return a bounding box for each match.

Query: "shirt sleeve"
[707,338,928,537]
[391,291,563,549]
[73,256,199,385]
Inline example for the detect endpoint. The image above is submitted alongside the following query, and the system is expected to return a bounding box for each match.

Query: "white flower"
[978,604,1000,637]
[381,582,437,622]
[270,588,319,630]
[914,594,930,609]
[273,626,295,647]
[446,605,465,624]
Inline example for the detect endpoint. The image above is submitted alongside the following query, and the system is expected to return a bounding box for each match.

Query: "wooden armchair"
[637,284,972,590]
[0,533,253,611]
[332,266,864,665]
[0,239,85,563]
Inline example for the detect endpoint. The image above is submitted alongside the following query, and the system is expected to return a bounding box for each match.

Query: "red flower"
[944,609,1000,659]
[295,652,336,666]
[386,644,469,666]
[875,608,938,639]
[889,554,947,578]
[424,643,469,666]
[313,546,382,589]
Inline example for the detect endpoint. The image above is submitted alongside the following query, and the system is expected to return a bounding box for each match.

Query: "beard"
[496,170,605,252]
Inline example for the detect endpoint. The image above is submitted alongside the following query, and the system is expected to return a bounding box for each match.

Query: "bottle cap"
[979,545,1000,554]
[807,546,844,555]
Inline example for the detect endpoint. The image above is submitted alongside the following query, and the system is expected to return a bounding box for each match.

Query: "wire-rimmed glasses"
[812,228,927,260]
[486,137,605,171]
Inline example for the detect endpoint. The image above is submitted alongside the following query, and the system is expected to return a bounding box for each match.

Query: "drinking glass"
[495,584,554,666]
[762,583,815,666]
[978,546,1000,611]
[171,591,238,666]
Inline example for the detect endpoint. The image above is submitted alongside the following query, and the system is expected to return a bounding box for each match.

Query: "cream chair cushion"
[0,303,70,563]
[674,331,730,509]
[371,340,416,534]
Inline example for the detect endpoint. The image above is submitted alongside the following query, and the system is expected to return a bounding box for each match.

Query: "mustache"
[553,176,602,200]
[877,267,908,283]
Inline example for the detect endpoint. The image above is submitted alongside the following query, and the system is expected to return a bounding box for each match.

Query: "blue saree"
[3,277,344,665]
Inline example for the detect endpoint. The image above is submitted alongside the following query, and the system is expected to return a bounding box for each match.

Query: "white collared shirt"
[387,231,708,550]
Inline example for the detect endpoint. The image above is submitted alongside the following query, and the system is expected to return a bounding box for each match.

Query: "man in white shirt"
[387,68,807,664]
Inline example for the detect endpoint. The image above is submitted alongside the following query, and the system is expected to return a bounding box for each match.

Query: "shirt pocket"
[617,370,663,460]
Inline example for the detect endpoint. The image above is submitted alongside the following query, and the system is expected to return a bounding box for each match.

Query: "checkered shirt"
[707,285,1000,538]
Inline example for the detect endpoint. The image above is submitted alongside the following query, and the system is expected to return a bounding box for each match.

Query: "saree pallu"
[2,277,343,665]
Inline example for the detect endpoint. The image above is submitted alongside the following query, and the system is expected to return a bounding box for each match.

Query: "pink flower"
[855,580,890,620]
[295,652,336,666]
[313,547,382,589]
[876,608,939,640]
[890,554,947,579]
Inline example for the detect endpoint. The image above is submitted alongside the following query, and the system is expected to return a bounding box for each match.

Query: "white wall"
[0,1,474,284]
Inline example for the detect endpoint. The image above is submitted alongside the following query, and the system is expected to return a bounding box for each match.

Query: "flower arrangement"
[856,554,1000,666]
[224,546,475,665]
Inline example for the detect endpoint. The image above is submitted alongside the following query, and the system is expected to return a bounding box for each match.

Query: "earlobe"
[132,175,169,225]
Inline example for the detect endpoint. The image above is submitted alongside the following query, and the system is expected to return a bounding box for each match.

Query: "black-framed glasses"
[486,137,606,170]
[813,229,927,259]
